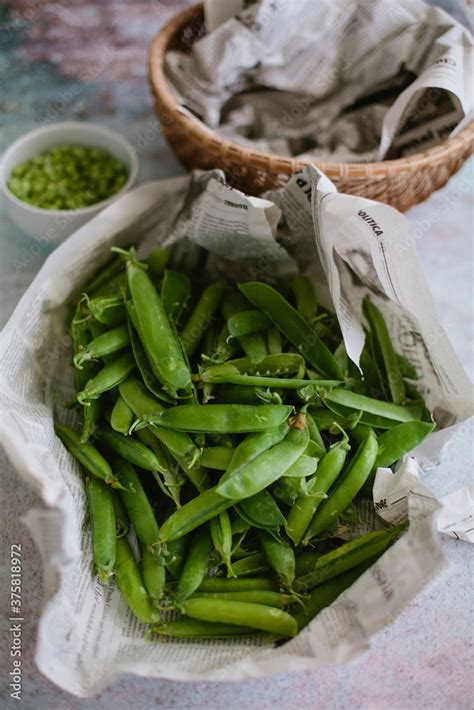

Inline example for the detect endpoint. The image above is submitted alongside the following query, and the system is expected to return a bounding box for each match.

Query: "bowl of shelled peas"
[55,245,435,641]
[0,122,138,242]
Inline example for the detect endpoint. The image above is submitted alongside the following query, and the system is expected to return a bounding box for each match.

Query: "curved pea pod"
[126,305,174,404]
[119,377,200,468]
[363,298,405,405]
[291,275,318,322]
[227,310,272,337]
[197,577,279,593]
[142,546,166,601]
[235,490,286,530]
[238,282,341,379]
[200,446,234,470]
[221,293,267,364]
[374,420,435,469]
[293,561,374,631]
[224,423,289,479]
[76,352,135,405]
[164,535,189,578]
[55,423,121,488]
[159,486,232,542]
[180,281,226,358]
[323,389,422,424]
[191,591,291,607]
[216,425,309,500]
[199,365,341,390]
[86,477,116,583]
[181,598,298,637]
[73,325,129,369]
[259,531,295,591]
[175,525,213,604]
[124,252,191,392]
[146,246,169,278]
[210,510,235,577]
[294,528,402,593]
[95,428,166,473]
[140,403,293,434]
[160,269,191,327]
[110,395,134,435]
[303,432,378,542]
[231,552,270,577]
[286,437,350,545]
[153,619,259,639]
[114,537,161,624]
[116,459,160,547]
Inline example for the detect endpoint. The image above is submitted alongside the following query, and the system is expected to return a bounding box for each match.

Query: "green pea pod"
[126,306,174,404]
[176,525,213,604]
[111,491,129,538]
[181,282,226,358]
[294,561,374,630]
[227,310,272,337]
[116,459,160,546]
[305,411,326,456]
[210,510,235,577]
[323,389,422,423]
[223,423,290,480]
[238,282,341,379]
[267,327,283,355]
[286,436,350,545]
[95,428,165,473]
[71,307,101,442]
[199,366,341,390]
[114,537,161,624]
[206,323,240,364]
[153,619,258,638]
[217,425,309,500]
[200,446,234,470]
[134,428,184,507]
[190,591,291,607]
[124,251,191,392]
[85,295,126,326]
[363,298,405,405]
[146,247,169,278]
[181,598,298,637]
[77,352,135,405]
[197,577,279,593]
[236,489,286,529]
[221,293,267,364]
[73,325,129,369]
[374,420,435,469]
[282,454,318,478]
[159,486,232,542]
[231,552,270,577]
[204,353,305,378]
[141,403,293,434]
[86,477,116,583]
[55,423,121,488]
[259,531,295,591]
[110,395,134,435]
[294,528,402,593]
[164,535,189,578]
[142,545,166,601]
[303,432,378,542]
[119,377,200,468]
[291,275,318,322]
[161,269,191,328]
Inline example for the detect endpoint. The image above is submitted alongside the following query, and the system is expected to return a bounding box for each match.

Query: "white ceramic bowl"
[0,122,139,243]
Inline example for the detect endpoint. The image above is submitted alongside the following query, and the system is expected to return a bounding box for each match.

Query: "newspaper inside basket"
[0,167,472,696]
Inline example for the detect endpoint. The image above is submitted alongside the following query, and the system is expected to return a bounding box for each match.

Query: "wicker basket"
[149,3,473,211]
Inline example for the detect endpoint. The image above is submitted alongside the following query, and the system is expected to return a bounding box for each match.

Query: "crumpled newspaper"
[165,0,473,161]
[0,167,472,696]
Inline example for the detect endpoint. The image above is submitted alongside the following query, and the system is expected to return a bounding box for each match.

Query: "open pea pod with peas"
[55,246,436,640]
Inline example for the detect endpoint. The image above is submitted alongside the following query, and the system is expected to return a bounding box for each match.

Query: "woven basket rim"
[148,2,474,180]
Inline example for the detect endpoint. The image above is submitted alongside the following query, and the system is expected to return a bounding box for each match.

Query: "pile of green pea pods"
[55,245,435,641]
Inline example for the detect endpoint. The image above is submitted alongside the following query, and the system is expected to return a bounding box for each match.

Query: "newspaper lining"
[167,0,473,162]
[0,168,472,696]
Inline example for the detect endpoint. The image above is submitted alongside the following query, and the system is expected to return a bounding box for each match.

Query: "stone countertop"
[0,2,473,708]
